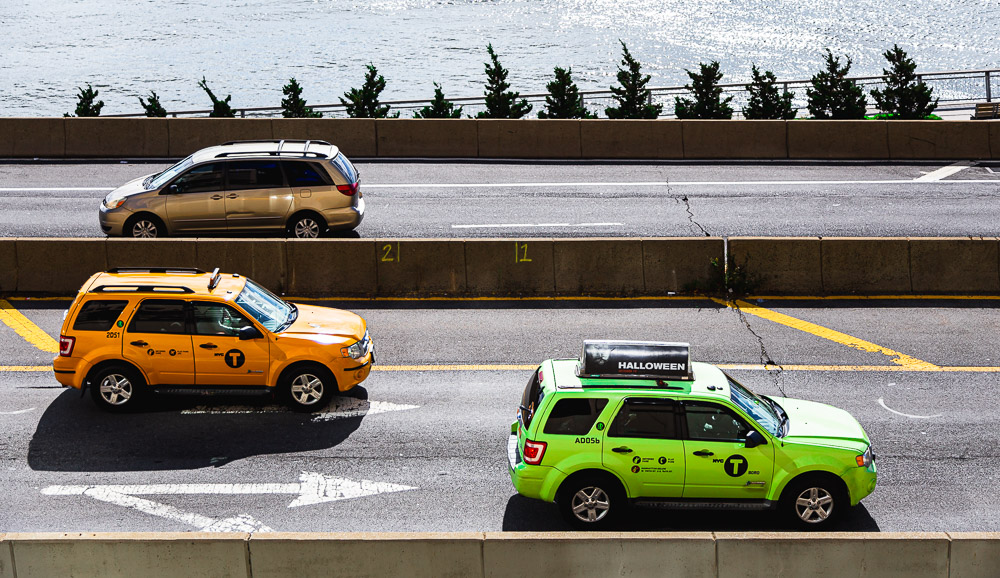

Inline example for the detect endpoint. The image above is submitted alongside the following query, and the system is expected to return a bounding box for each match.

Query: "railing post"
[987,71,992,102]
[240,110,246,118]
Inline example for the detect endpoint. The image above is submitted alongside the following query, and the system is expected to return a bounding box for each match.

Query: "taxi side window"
[72,300,128,331]
[543,398,608,435]
[684,402,750,442]
[192,302,254,336]
[127,300,188,334]
[608,399,679,439]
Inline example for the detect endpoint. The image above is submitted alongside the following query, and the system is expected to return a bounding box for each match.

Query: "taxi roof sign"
[576,340,692,381]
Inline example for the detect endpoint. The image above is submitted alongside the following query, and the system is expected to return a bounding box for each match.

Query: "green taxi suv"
[507,341,877,529]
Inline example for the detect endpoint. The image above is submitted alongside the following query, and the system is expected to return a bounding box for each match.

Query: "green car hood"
[772,397,870,449]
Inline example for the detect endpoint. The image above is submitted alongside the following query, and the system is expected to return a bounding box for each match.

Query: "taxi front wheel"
[280,364,335,412]
[558,474,626,530]
[781,476,848,529]
[89,365,146,412]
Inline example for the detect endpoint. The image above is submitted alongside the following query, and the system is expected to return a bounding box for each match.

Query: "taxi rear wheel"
[558,474,625,530]
[281,364,335,412]
[89,365,145,412]
[781,475,847,529]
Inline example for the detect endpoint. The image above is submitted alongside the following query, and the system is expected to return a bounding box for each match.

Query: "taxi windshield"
[235,279,294,332]
[727,375,782,437]
[147,156,193,189]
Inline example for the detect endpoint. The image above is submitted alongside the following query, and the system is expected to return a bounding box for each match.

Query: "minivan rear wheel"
[287,213,326,239]
[124,214,165,238]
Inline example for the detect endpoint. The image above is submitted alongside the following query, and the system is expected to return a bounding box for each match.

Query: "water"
[1,0,998,117]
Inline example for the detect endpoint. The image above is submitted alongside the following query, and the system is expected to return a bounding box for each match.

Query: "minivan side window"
[173,163,225,194]
[608,398,679,439]
[127,300,188,334]
[72,300,129,331]
[227,160,285,189]
[683,401,750,442]
[283,161,331,187]
[543,398,609,435]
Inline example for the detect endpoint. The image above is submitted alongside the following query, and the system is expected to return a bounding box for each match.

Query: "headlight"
[104,196,126,209]
[341,330,370,360]
[855,446,873,467]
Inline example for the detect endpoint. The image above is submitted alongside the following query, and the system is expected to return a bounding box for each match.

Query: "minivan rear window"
[73,300,129,331]
[543,398,609,435]
[329,152,358,183]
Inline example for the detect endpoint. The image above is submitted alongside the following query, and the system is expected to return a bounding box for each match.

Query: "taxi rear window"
[519,369,543,428]
[72,300,128,331]
[543,398,608,435]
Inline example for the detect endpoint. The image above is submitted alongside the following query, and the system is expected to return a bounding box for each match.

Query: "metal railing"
[106,68,998,119]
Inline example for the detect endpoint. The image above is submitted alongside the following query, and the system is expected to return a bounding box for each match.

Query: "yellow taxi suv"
[54,267,374,412]
[508,341,877,529]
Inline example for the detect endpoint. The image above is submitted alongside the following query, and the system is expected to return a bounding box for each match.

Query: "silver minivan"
[99,140,363,238]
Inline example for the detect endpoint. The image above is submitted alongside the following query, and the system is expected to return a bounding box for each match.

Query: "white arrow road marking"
[877,397,942,419]
[914,160,974,182]
[41,472,416,531]
[180,397,419,423]
[451,222,624,229]
[0,408,35,415]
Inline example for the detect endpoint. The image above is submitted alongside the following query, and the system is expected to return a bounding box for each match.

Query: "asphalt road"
[2,297,998,532]
[1,160,999,238]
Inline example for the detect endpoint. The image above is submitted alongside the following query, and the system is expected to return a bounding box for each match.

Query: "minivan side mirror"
[238,325,262,340]
[745,430,767,448]
[166,184,180,195]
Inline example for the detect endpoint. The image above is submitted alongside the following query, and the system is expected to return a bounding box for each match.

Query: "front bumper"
[98,203,130,236]
[843,460,878,505]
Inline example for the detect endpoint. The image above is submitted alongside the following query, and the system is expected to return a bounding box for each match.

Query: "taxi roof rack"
[106,267,205,275]
[91,285,195,294]
[576,340,693,383]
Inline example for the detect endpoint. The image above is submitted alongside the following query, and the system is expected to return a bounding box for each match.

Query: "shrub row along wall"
[0,118,998,160]
[1,531,999,578]
[1,237,998,297]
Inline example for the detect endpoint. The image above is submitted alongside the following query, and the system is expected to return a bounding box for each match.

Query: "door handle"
[693,450,714,457]
[226,194,238,199]
[211,194,223,200]
[199,343,218,350]
[130,340,147,347]
[611,447,633,454]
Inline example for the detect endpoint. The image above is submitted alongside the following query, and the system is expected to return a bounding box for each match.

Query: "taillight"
[59,335,75,357]
[522,439,547,465]
[336,183,359,196]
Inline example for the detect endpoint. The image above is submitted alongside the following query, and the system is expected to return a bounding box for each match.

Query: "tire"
[558,473,626,530]
[124,214,166,238]
[280,364,335,412]
[89,364,146,412]
[287,213,326,239]
[781,475,848,529]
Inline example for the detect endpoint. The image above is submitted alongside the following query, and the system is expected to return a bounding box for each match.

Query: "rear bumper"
[52,356,86,389]
[322,196,364,230]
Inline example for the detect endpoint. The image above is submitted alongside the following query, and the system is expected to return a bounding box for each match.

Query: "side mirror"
[167,184,180,195]
[238,325,262,340]
[745,430,767,449]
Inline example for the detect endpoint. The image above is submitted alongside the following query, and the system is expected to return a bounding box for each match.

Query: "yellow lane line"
[8,294,1000,302]
[712,298,939,370]
[0,299,59,354]
[748,295,1000,301]
[5,364,1000,373]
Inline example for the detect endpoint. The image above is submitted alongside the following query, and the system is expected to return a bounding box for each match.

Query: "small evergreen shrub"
[743,65,796,119]
[870,45,939,119]
[538,67,595,119]
[281,78,322,118]
[414,83,463,118]
[65,84,104,117]
[138,91,168,117]
[806,50,867,119]
[605,41,662,119]
[198,77,236,117]
[674,61,734,119]
[477,44,532,119]
[340,64,399,118]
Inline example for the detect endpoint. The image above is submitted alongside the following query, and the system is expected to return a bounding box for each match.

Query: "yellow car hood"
[280,304,365,340]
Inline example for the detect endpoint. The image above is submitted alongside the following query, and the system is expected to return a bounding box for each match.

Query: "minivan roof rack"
[213,150,327,159]
[221,139,332,147]
[106,267,205,275]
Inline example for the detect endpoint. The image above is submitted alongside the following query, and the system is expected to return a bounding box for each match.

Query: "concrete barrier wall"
[1,532,998,578]
[4,237,1000,297]
[4,119,1000,159]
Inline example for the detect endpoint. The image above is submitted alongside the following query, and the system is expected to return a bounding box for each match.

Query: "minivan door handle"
[211,194,223,200]
[130,340,148,347]
[199,343,218,350]
[611,447,633,454]
[692,450,714,457]
[226,194,238,199]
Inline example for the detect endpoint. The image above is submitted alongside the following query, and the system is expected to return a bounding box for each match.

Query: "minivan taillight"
[336,183,359,196]
[522,439,547,465]
[59,335,75,357]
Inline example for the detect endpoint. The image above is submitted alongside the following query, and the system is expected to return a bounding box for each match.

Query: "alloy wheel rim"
[99,373,133,405]
[294,219,320,238]
[571,486,610,523]
[132,220,158,238]
[795,487,834,523]
[290,373,324,405]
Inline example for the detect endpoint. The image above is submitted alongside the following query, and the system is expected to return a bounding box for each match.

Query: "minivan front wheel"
[124,214,165,238]
[287,213,326,239]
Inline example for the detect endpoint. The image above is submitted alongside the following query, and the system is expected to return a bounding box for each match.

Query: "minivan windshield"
[727,375,782,437]
[235,279,294,332]
[147,156,194,189]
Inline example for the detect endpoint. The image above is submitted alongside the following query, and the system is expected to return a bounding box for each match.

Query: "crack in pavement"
[729,301,787,398]
[676,194,710,237]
